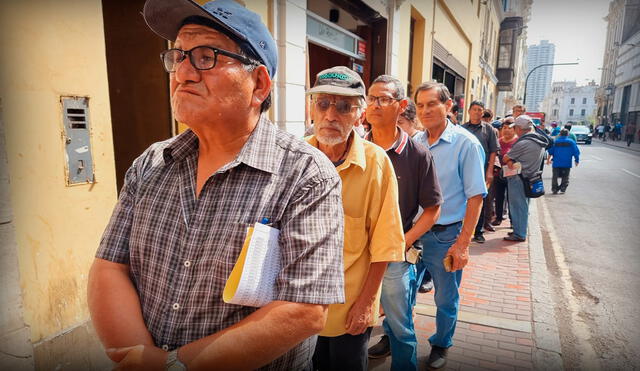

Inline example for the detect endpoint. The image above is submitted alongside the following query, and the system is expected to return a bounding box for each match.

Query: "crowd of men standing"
[87,1,554,370]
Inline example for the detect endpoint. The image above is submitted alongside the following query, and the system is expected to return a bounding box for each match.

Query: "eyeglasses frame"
[313,97,361,115]
[159,45,259,73]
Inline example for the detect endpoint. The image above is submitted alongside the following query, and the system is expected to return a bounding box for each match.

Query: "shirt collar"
[163,130,198,164]
[162,115,280,174]
[364,127,409,154]
[307,130,367,172]
[427,120,456,146]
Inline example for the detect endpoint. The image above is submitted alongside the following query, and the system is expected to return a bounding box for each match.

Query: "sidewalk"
[369,200,562,370]
[594,137,640,152]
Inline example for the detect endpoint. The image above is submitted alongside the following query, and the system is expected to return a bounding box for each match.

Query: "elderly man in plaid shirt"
[87,1,345,370]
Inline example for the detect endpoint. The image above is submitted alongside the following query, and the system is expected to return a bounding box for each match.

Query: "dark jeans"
[313,328,373,371]
[552,167,571,192]
[626,134,634,146]
[493,176,508,221]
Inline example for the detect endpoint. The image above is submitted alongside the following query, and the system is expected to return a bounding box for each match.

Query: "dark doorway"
[102,0,173,191]
[308,43,352,86]
[620,84,631,124]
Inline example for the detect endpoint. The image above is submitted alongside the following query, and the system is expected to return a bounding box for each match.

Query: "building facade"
[0,0,512,368]
[495,0,533,116]
[525,40,555,112]
[541,81,599,126]
[597,0,640,142]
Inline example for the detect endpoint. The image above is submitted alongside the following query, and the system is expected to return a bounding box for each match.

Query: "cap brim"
[143,0,244,42]
[307,85,364,97]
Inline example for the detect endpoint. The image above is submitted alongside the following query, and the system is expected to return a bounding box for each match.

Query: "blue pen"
[260,217,270,224]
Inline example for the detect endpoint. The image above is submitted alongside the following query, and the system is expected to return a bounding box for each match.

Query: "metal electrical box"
[61,97,95,185]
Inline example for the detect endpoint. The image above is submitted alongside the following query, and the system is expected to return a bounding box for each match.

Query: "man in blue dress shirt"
[413,82,487,369]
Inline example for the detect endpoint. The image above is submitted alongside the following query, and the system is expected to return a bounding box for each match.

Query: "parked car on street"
[571,125,592,144]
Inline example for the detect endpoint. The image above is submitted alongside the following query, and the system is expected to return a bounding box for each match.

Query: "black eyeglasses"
[366,95,401,107]
[314,98,360,115]
[160,45,259,73]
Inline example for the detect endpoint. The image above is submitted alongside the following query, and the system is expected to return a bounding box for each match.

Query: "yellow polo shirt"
[307,132,405,337]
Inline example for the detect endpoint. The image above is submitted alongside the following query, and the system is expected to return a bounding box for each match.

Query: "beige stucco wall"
[0,0,117,343]
[396,0,477,118]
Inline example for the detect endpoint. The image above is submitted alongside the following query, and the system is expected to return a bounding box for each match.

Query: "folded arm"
[179,301,327,370]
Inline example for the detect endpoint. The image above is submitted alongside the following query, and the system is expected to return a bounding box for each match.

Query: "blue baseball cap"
[143,0,277,78]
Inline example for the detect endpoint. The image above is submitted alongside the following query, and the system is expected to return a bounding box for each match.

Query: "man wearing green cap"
[306,66,405,370]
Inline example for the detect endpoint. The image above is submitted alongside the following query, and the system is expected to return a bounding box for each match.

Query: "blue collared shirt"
[414,122,487,225]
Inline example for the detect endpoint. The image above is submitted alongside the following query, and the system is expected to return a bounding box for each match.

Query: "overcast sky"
[526,0,610,86]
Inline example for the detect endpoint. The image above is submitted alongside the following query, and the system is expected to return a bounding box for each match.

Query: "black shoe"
[484,223,496,232]
[473,234,485,243]
[368,335,390,359]
[552,190,558,195]
[427,345,448,369]
[419,279,434,293]
[504,235,526,242]
[491,219,502,226]
[560,190,566,194]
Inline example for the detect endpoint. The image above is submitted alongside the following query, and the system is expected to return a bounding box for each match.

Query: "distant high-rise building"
[525,40,555,111]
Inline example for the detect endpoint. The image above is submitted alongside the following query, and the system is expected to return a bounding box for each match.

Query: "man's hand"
[345,300,374,335]
[445,239,470,271]
[575,162,579,167]
[107,344,167,371]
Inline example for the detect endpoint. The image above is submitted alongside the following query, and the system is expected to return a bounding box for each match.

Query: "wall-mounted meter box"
[61,96,95,185]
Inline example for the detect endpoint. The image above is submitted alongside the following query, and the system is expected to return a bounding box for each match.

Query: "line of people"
[87,1,549,371]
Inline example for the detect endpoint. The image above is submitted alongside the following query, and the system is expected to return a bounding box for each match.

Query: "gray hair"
[371,75,406,99]
[413,82,451,103]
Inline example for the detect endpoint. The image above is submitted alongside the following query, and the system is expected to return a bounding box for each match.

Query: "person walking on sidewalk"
[492,117,518,226]
[462,101,499,243]
[413,82,487,369]
[503,116,549,242]
[88,1,346,370]
[364,75,443,371]
[547,129,580,194]
[305,66,406,371]
[625,122,636,147]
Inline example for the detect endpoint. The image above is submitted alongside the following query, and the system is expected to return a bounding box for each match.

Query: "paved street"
[537,140,640,369]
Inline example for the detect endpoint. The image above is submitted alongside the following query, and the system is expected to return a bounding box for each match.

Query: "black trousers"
[626,134,634,146]
[313,327,373,371]
[552,167,571,192]
[493,176,508,221]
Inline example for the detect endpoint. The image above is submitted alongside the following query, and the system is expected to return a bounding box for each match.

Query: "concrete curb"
[528,198,564,370]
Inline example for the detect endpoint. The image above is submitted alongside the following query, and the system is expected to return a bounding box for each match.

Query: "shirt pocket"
[343,215,368,269]
[200,222,254,284]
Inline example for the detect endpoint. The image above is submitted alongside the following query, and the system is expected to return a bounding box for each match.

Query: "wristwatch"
[166,350,187,371]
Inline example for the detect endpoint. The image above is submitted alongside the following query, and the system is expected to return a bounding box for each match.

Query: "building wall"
[395,0,486,122]
[495,0,532,116]
[613,30,640,116]
[541,81,598,125]
[0,0,121,368]
[0,0,118,343]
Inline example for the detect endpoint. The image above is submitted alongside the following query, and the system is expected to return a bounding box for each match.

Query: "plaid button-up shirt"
[97,115,345,370]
